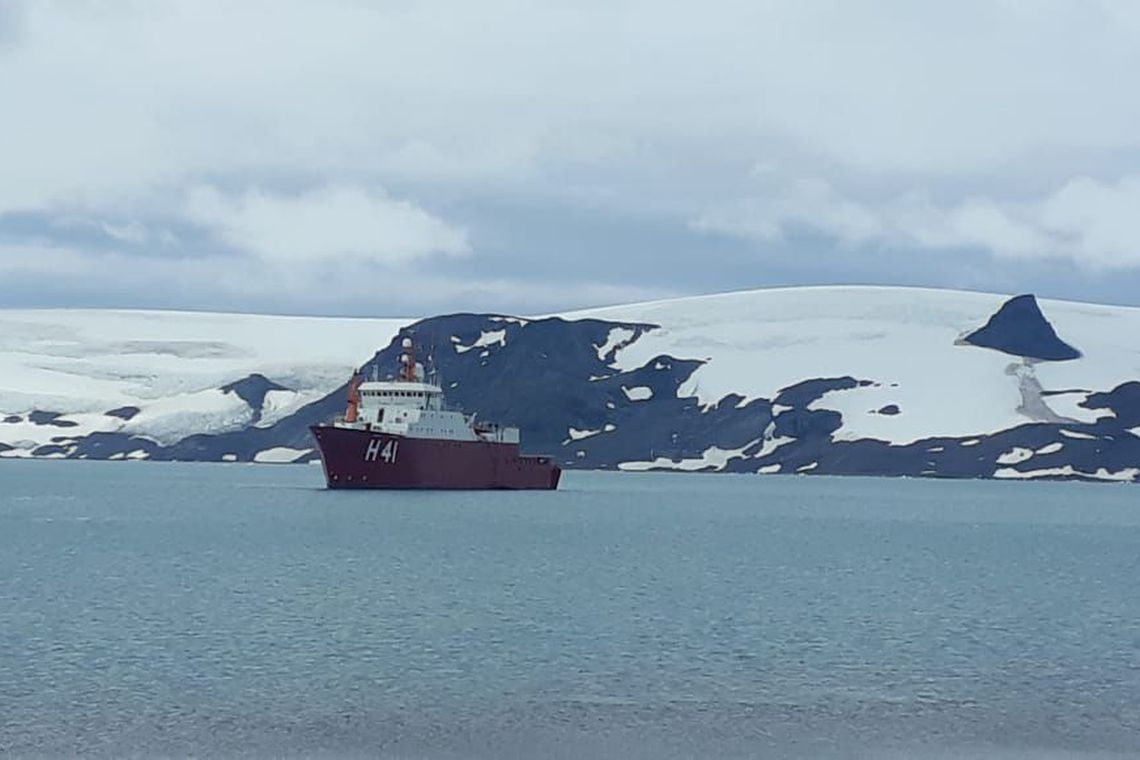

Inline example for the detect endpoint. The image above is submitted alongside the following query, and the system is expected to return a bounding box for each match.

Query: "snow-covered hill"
[0,309,405,454]
[581,286,1140,446]
[3,287,1139,481]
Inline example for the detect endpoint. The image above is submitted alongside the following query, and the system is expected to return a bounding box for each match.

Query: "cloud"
[693,175,1140,270]
[0,243,95,277]
[692,178,885,246]
[4,0,1140,210]
[183,185,470,265]
[1037,176,1140,268]
[0,238,660,316]
[98,221,150,245]
[3,1,1140,311]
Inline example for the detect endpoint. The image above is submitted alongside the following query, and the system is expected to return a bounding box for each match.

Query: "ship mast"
[344,373,362,422]
[399,336,416,382]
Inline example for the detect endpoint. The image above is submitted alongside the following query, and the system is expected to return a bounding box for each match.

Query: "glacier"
[2,286,1139,482]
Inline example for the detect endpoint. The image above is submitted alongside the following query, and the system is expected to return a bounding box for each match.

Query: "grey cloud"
[2,0,1140,314]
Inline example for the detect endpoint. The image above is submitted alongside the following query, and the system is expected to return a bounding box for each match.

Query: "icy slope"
[2,287,1138,481]
[0,309,405,450]
[577,287,1140,445]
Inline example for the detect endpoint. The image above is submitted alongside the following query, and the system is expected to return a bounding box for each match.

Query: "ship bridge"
[357,380,444,411]
[333,337,519,444]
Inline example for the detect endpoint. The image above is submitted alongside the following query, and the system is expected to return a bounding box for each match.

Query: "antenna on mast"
[399,336,415,382]
[426,335,440,385]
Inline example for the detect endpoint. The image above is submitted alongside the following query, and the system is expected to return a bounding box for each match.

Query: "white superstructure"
[333,338,520,444]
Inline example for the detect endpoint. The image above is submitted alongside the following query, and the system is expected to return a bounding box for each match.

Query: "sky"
[2,0,1140,317]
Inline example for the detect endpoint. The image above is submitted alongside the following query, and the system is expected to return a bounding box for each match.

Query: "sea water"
[1,460,1139,758]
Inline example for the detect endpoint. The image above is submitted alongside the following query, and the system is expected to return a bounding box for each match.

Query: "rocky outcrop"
[960,294,1081,361]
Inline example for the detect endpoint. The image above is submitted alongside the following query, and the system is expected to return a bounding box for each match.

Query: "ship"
[310,337,561,490]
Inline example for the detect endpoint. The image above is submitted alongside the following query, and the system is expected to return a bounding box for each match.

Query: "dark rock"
[31,444,70,456]
[773,377,867,408]
[26,410,79,428]
[105,406,141,421]
[70,433,159,460]
[28,411,63,425]
[221,374,289,425]
[1082,382,1140,429]
[877,404,900,415]
[772,407,843,440]
[961,294,1081,361]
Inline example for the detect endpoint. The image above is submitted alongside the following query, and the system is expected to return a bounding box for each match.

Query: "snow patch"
[1039,391,1115,424]
[257,388,323,428]
[622,385,653,401]
[595,327,635,363]
[0,412,122,450]
[564,423,617,444]
[253,446,312,463]
[996,447,1034,465]
[454,329,507,354]
[995,465,1139,482]
[120,389,252,445]
[758,463,781,474]
[618,443,751,472]
[960,438,980,447]
[1035,442,1064,455]
[756,435,794,458]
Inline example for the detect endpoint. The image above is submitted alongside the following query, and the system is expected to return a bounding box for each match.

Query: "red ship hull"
[310,426,561,490]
